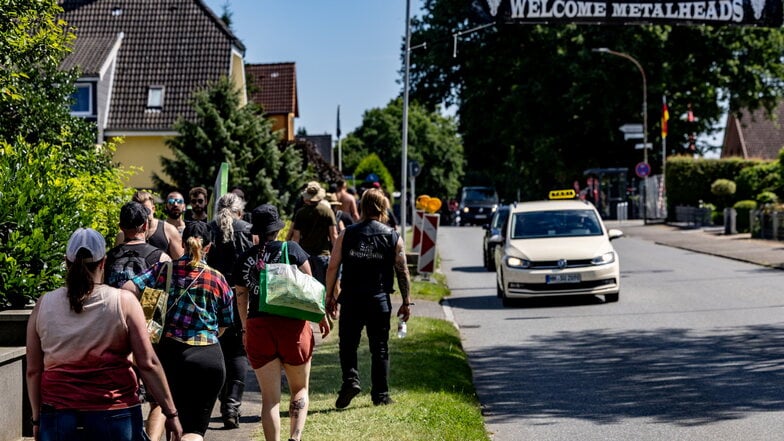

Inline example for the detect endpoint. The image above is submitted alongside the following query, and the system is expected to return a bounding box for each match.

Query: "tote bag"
[258,242,326,322]
[139,261,172,344]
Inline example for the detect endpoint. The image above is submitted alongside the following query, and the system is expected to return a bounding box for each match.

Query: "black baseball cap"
[183,221,213,246]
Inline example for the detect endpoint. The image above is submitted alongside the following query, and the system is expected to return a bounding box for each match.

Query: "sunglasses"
[167,198,184,204]
[191,199,206,204]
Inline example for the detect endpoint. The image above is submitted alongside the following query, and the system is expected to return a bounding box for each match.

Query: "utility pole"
[401,0,412,238]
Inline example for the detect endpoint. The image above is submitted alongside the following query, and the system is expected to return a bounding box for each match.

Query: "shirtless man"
[164,191,186,235]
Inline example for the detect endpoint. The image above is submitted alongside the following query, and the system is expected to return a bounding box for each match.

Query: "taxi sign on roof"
[548,189,576,200]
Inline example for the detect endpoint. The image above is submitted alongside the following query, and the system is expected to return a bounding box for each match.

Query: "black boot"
[220,379,245,429]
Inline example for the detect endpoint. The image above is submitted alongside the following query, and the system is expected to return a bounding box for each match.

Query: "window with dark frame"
[147,86,165,109]
[70,83,93,115]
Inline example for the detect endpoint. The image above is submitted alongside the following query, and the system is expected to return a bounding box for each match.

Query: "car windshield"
[463,188,498,204]
[510,209,603,239]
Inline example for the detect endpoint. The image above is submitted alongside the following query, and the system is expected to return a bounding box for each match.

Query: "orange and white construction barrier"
[417,213,439,275]
[412,210,424,253]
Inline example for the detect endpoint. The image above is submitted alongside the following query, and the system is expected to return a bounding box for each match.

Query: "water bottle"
[396,315,407,339]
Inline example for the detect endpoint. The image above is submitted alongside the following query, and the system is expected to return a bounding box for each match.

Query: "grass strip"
[269,317,489,441]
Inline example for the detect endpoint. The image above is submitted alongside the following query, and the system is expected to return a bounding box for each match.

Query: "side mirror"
[608,229,624,241]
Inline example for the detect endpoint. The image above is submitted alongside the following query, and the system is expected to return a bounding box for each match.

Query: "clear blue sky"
[203,0,423,138]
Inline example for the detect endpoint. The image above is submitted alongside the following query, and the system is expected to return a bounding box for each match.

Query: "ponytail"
[65,249,102,313]
[217,207,234,243]
[186,235,204,267]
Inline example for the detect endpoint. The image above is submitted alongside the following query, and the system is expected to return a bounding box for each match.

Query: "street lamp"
[592,47,648,222]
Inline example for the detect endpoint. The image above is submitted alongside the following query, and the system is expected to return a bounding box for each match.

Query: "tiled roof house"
[246,62,298,142]
[722,104,784,160]
[59,0,247,188]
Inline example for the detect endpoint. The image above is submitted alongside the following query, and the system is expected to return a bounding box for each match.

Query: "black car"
[457,186,499,226]
[482,205,509,271]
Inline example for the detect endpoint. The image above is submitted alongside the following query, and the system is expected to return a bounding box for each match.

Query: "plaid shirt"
[131,257,234,346]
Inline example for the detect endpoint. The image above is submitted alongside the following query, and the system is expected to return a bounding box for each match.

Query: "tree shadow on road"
[470,324,784,426]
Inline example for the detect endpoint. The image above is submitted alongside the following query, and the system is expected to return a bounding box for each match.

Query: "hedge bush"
[733,200,757,233]
[0,139,133,308]
[354,153,395,195]
[666,156,762,214]
[735,161,780,201]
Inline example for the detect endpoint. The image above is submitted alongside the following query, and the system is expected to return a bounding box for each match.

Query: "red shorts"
[246,316,314,369]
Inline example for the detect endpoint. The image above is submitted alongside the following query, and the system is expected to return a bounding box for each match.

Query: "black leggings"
[156,339,225,435]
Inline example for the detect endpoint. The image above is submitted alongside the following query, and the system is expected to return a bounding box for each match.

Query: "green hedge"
[733,200,757,233]
[0,140,133,308]
[666,156,763,214]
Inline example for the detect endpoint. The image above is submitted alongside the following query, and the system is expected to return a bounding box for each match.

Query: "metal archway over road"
[479,0,783,27]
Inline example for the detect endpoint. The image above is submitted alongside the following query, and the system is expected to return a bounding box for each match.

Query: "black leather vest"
[340,220,398,298]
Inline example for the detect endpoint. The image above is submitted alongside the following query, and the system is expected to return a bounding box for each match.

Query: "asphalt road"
[438,226,784,441]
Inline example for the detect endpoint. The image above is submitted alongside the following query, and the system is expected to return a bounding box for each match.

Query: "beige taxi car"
[494,192,623,306]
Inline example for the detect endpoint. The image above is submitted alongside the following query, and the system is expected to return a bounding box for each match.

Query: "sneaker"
[223,415,239,429]
[335,384,361,409]
[373,395,394,406]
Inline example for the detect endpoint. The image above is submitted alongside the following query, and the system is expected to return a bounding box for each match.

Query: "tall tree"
[409,0,784,200]
[156,77,307,212]
[342,98,464,199]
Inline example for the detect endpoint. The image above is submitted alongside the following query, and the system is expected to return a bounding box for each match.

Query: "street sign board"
[634,143,653,150]
[635,162,651,178]
[618,123,643,134]
[624,133,644,141]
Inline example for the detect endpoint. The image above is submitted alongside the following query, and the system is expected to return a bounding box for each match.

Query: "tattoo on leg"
[290,396,307,414]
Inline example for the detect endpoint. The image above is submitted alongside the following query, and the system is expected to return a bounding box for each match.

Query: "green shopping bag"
[258,242,326,322]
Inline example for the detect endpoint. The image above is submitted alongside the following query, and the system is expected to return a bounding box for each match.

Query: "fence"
[751,210,784,240]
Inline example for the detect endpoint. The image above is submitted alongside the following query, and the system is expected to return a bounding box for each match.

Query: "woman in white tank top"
[26,228,184,441]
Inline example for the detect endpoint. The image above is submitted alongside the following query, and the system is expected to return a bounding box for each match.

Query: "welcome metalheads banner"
[479,0,783,26]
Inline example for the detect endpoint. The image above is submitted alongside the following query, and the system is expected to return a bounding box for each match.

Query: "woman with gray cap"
[26,227,182,441]
[233,204,330,441]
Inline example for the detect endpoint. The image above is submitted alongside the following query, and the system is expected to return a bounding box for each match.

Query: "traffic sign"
[624,133,644,140]
[635,162,651,178]
[634,143,653,150]
[618,123,643,134]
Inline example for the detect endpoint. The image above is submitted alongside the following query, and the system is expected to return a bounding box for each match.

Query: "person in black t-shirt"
[233,204,330,441]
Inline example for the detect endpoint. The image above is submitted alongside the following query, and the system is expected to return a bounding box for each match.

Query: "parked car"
[482,205,509,271]
[495,197,623,307]
[457,186,499,226]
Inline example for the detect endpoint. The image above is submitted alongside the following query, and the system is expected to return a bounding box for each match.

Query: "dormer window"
[147,86,164,109]
[70,83,93,116]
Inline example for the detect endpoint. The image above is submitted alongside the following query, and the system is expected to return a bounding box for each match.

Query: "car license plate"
[475,214,487,219]
[546,274,581,284]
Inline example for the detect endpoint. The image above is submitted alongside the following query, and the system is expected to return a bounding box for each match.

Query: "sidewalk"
[605,219,784,269]
[204,296,447,441]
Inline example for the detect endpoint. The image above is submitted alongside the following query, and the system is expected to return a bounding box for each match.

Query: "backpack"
[105,243,163,288]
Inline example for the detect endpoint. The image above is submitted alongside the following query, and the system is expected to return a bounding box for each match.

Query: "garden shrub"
[756,191,778,205]
[354,153,395,195]
[733,200,757,233]
[0,139,133,308]
[710,178,737,209]
[666,156,759,216]
[735,161,780,201]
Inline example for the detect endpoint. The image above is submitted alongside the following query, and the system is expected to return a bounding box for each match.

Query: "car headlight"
[591,252,616,265]
[506,256,532,268]
[492,204,498,212]
[462,207,469,213]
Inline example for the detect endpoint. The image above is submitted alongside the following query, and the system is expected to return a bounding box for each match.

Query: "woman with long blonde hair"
[123,221,234,441]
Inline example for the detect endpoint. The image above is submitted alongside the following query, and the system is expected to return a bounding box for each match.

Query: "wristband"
[164,410,178,419]
[403,302,415,306]
[30,417,39,426]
